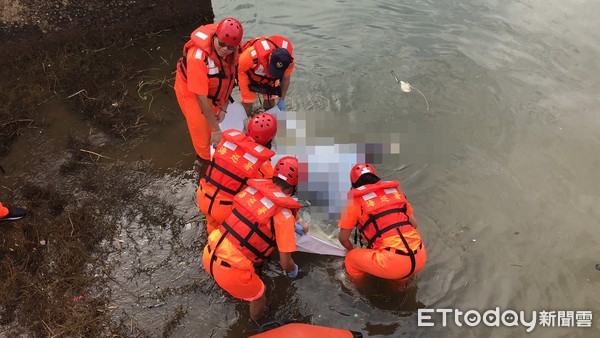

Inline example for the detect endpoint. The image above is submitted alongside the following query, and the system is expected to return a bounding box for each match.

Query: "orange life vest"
[241,35,294,89]
[351,181,415,249]
[203,130,275,203]
[219,179,300,263]
[249,323,362,338]
[177,24,239,107]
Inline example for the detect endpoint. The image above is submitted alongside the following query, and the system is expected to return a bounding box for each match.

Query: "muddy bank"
[0,0,214,158]
[0,0,214,64]
[1,160,181,336]
[0,1,213,336]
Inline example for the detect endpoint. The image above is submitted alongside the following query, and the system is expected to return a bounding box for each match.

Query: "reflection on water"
[96,0,600,336]
[339,273,426,315]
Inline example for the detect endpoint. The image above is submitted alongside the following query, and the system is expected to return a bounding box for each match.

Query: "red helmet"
[275,156,299,186]
[216,18,243,46]
[350,163,377,185]
[247,113,277,145]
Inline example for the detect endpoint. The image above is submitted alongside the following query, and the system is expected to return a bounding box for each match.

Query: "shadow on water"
[341,276,426,315]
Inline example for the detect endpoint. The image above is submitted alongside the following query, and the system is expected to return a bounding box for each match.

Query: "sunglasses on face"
[216,37,236,51]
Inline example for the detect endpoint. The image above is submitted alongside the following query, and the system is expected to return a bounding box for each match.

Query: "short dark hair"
[264,140,273,150]
[273,176,296,195]
[273,176,293,190]
[351,173,380,189]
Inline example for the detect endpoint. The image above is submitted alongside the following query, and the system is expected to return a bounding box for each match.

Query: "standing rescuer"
[238,35,295,115]
[197,113,278,235]
[338,164,427,282]
[175,18,243,161]
[202,156,303,321]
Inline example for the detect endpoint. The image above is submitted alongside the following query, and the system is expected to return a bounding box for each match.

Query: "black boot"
[0,207,27,221]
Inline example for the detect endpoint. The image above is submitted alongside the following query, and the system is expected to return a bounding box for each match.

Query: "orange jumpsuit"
[338,181,426,280]
[0,202,8,218]
[175,24,239,160]
[197,129,275,234]
[238,36,295,104]
[202,179,300,300]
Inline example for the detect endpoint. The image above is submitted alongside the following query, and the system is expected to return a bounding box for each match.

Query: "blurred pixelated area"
[218,100,442,232]
[273,110,408,220]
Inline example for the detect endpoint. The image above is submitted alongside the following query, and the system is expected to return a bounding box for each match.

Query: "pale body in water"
[214,103,364,256]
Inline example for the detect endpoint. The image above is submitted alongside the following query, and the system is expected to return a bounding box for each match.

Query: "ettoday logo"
[418,308,593,333]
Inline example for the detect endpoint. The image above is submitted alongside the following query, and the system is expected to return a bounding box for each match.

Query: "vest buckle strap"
[210,253,231,268]
[385,242,422,256]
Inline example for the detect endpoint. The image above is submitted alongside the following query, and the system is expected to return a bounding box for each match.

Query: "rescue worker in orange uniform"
[202,156,302,321]
[197,113,278,235]
[174,18,243,161]
[338,164,426,282]
[0,202,26,222]
[238,35,295,115]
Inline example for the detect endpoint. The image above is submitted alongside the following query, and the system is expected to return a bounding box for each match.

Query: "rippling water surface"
[103,0,600,336]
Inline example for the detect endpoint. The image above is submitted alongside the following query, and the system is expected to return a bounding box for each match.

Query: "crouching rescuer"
[202,156,303,320]
[338,164,427,283]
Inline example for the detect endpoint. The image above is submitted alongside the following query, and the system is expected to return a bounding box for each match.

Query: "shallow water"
[117,0,600,336]
[8,0,600,336]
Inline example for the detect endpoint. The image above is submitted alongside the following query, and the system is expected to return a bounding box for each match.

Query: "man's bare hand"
[216,109,226,123]
[211,131,222,148]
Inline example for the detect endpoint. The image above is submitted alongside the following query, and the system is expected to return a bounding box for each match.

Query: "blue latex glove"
[294,222,305,236]
[277,99,286,111]
[287,263,299,278]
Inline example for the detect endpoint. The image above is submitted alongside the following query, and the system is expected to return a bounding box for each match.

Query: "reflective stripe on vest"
[177,30,233,107]
[353,181,419,280]
[360,207,411,248]
[353,182,413,249]
[217,179,300,263]
[221,209,276,262]
[204,131,275,202]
